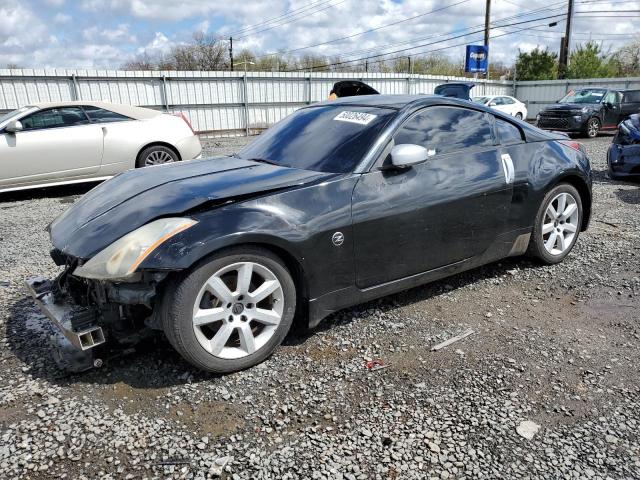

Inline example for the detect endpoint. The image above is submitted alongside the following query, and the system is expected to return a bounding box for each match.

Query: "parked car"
[607,113,640,179]
[473,95,528,119]
[329,80,379,99]
[0,101,202,193]
[434,82,475,100]
[26,95,592,374]
[536,88,640,138]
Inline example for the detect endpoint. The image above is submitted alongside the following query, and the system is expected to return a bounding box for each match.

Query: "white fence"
[1,69,639,133]
[0,69,510,135]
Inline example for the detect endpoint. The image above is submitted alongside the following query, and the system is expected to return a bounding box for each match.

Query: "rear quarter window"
[623,91,640,103]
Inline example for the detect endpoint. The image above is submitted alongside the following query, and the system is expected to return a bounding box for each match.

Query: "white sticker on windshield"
[333,111,377,125]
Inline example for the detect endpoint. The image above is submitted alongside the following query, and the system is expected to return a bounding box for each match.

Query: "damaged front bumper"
[25,269,165,373]
[26,277,106,351]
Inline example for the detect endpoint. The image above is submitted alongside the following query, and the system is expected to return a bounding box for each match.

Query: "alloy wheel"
[542,192,579,255]
[145,150,175,166]
[192,262,284,359]
[587,118,600,138]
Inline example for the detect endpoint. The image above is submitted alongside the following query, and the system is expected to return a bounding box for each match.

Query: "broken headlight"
[73,217,197,280]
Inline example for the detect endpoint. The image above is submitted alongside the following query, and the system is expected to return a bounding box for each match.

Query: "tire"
[161,247,296,373]
[515,112,523,120]
[136,145,179,168]
[527,183,582,265]
[585,117,600,138]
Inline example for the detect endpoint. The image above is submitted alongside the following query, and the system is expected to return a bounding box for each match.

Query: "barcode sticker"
[333,111,377,125]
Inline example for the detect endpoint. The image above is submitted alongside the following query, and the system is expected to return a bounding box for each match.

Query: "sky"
[0,0,638,70]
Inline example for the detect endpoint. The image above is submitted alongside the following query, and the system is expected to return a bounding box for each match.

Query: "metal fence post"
[243,73,250,136]
[71,74,81,100]
[407,76,411,95]
[161,75,169,111]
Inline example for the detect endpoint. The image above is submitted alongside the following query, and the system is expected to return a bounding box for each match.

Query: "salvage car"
[26,95,592,374]
[473,95,527,119]
[607,113,640,179]
[536,88,640,138]
[0,101,202,193]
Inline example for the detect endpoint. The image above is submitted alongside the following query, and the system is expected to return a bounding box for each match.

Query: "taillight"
[174,112,195,134]
[559,139,585,154]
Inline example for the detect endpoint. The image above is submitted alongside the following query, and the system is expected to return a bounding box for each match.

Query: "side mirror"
[390,144,430,168]
[4,120,23,133]
[604,101,614,109]
[488,101,497,107]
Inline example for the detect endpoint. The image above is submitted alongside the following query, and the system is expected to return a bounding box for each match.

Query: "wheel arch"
[136,141,182,165]
[549,174,592,231]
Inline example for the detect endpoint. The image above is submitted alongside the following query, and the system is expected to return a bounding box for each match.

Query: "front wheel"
[585,117,600,138]
[527,184,582,264]
[162,247,296,373]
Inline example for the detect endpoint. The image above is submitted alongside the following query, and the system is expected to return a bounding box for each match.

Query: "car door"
[602,91,623,128]
[351,105,514,289]
[0,107,104,189]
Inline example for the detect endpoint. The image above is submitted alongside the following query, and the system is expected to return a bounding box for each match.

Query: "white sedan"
[472,95,528,120]
[0,101,202,193]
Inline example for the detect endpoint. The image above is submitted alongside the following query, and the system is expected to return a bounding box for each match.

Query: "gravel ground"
[1,134,639,480]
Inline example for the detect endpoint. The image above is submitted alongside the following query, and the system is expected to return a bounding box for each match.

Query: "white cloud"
[44,0,65,6]
[53,13,72,24]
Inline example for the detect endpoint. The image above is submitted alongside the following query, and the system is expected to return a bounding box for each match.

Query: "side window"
[82,106,131,123]
[495,118,524,145]
[502,97,516,105]
[394,106,494,156]
[490,97,503,106]
[603,91,621,104]
[623,91,640,102]
[21,107,89,131]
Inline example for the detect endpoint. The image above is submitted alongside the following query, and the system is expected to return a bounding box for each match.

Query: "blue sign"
[465,45,488,73]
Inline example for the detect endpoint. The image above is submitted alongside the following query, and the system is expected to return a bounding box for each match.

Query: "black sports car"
[26,95,593,374]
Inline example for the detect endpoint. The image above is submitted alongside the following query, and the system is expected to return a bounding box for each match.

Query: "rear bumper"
[175,135,203,161]
[25,277,105,351]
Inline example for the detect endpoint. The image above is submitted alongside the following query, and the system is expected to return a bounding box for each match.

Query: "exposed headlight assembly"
[74,217,198,280]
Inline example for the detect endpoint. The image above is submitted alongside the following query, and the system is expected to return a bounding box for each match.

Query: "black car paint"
[607,114,640,178]
[537,89,640,134]
[48,95,593,328]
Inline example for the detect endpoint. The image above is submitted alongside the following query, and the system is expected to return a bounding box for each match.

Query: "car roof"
[27,101,162,120]
[313,94,487,110]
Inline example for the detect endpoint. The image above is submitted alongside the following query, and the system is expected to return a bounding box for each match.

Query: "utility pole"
[365,60,368,73]
[558,0,574,79]
[229,37,234,71]
[484,0,491,79]
[407,56,411,75]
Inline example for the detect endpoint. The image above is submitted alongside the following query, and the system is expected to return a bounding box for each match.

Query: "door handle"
[501,153,515,184]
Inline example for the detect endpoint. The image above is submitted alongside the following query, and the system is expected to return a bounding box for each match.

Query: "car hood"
[543,103,600,113]
[50,156,330,258]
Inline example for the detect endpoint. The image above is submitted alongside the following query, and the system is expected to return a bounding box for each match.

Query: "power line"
[233,0,348,40]
[228,0,335,36]
[256,0,473,59]
[263,0,568,61]
[284,14,568,71]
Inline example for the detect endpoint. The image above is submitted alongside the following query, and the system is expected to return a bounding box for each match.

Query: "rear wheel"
[162,247,296,373]
[136,145,179,168]
[527,184,582,264]
[515,112,523,120]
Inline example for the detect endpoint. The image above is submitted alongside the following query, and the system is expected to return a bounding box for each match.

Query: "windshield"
[559,89,606,104]
[238,105,397,173]
[0,106,31,125]
[472,97,490,104]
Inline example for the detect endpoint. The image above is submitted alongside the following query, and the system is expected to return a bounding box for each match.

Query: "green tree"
[515,47,557,80]
[567,41,618,79]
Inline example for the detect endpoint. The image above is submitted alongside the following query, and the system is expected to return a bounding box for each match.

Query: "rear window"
[238,105,397,173]
[624,91,640,102]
